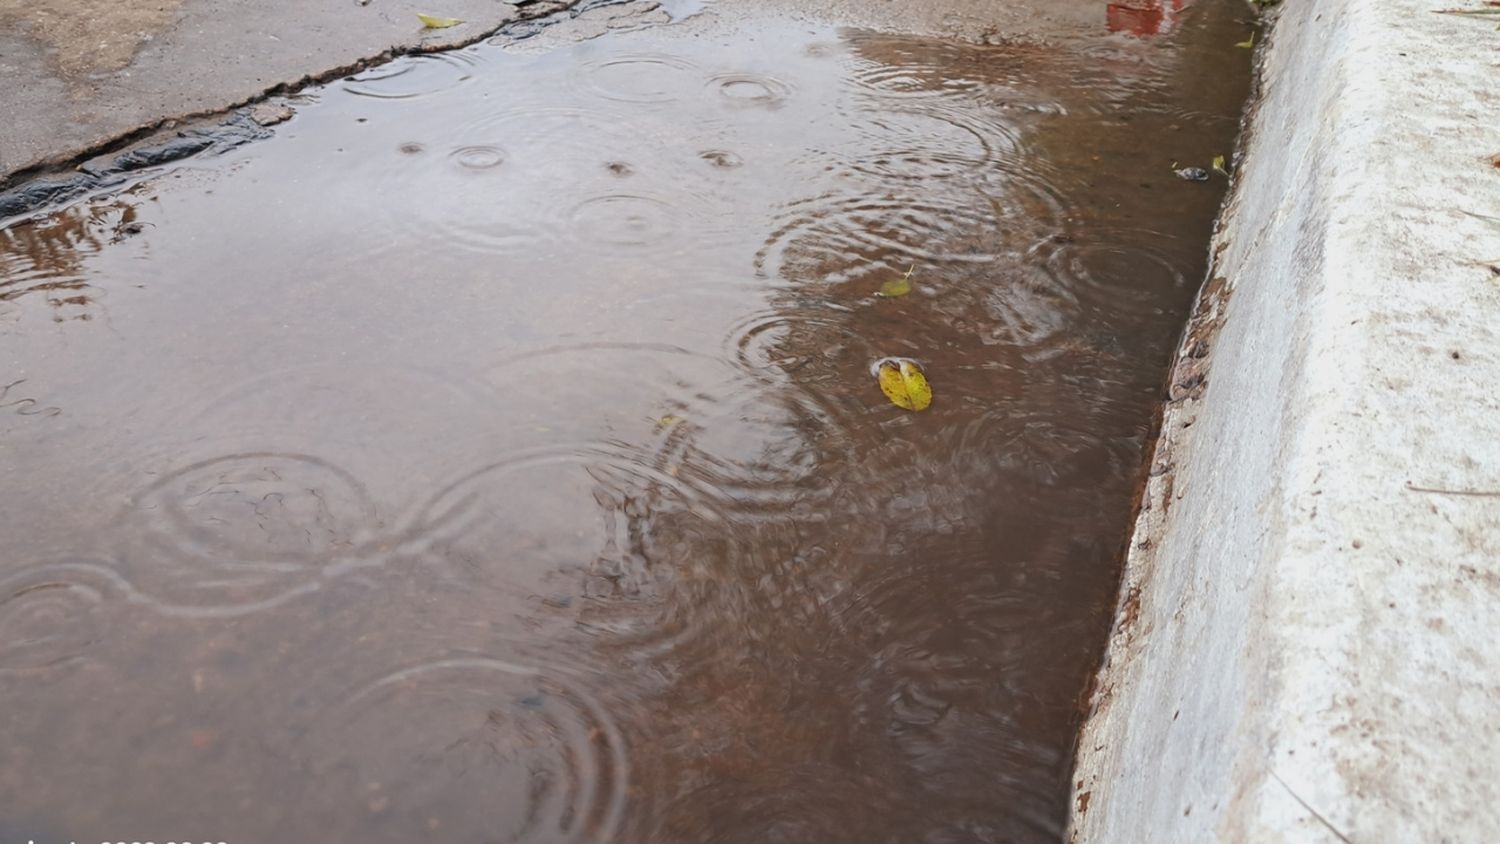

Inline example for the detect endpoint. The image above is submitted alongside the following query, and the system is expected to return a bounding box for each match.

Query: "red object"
[1106,0,1191,37]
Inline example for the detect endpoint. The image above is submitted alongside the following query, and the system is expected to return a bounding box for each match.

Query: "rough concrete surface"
[1070,0,1500,841]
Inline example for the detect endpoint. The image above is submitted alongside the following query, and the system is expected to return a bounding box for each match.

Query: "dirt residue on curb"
[0,0,189,79]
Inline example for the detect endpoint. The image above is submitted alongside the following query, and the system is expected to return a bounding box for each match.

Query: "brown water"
[0,2,1249,841]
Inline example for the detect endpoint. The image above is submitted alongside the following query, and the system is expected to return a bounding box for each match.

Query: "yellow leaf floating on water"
[1211,154,1228,175]
[876,358,932,412]
[877,264,916,298]
[1235,32,1255,48]
[417,12,463,28]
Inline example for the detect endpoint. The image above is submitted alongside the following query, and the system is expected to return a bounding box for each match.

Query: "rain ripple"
[448,144,507,170]
[113,452,388,616]
[707,72,794,108]
[341,51,484,100]
[0,561,127,679]
[574,52,704,103]
[568,193,679,247]
[407,441,728,599]
[842,32,1066,114]
[393,343,860,661]
[1028,230,1190,317]
[833,104,1026,181]
[754,193,1007,283]
[298,657,629,844]
[474,342,851,520]
[359,106,735,258]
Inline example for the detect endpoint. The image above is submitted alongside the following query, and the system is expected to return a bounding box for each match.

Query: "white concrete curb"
[1069,0,1500,840]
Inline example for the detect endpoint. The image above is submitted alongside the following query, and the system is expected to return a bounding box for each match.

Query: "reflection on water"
[0,4,1248,842]
[1108,0,1195,37]
[0,189,153,324]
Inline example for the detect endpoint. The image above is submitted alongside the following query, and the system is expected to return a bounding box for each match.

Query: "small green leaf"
[417,12,463,28]
[1236,32,1256,48]
[878,264,916,298]
[1212,154,1228,175]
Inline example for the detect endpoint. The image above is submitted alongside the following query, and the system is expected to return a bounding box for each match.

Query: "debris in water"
[416,13,463,28]
[0,176,100,219]
[110,136,215,173]
[874,358,933,412]
[877,264,916,298]
[1211,154,1228,175]
[1236,32,1256,48]
[251,103,295,126]
[111,220,151,243]
[1174,166,1210,182]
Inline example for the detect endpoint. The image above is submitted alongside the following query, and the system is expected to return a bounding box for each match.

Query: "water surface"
[0,2,1249,840]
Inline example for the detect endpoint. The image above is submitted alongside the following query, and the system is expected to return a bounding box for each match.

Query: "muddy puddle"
[0,1,1250,841]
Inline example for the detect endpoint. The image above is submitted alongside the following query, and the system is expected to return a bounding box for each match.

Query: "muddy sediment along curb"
[1068,0,1500,839]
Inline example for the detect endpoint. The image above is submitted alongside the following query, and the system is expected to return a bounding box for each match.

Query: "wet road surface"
[0,1,1250,841]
